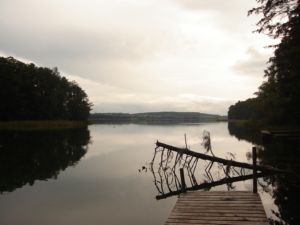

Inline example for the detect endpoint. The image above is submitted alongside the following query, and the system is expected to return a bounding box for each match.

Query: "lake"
[0,122,299,225]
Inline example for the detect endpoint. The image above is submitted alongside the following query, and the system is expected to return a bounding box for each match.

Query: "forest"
[228,0,300,126]
[0,57,92,121]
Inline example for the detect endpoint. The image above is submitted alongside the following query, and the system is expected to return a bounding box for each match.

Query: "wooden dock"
[165,191,269,225]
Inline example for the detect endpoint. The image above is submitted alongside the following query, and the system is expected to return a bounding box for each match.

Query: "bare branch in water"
[140,132,281,199]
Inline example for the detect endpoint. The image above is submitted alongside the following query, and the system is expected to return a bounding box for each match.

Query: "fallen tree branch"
[156,141,286,174]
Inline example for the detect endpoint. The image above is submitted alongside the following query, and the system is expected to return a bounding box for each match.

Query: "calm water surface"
[0,122,297,225]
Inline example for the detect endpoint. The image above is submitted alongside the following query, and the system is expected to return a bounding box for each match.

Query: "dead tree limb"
[156,141,286,174]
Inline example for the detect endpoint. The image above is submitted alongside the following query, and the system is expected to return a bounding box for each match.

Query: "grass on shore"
[0,120,90,130]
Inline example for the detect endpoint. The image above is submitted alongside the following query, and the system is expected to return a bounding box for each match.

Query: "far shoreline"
[0,111,228,130]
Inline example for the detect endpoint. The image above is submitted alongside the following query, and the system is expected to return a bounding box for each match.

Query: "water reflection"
[228,122,300,225]
[0,128,90,193]
[142,130,268,200]
[228,122,262,145]
[0,123,263,225]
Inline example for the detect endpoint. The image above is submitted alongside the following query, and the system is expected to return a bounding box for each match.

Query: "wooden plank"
[164,191,269,225]
[166,221,268,225]
[176,201,262,205]
[166,218,268,224]
[176,203,262,208]
[177,200,261,203]
[178,198,261,202]
[170,212,267,218]
[180,194,260,198]
[174,204,265,208]
[178,196,260,199]
[173,209,266,213]
[177,196,256,199]
[168,215,267,221]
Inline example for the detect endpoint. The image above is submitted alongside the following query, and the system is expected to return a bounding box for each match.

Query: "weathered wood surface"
[165,191,269,225]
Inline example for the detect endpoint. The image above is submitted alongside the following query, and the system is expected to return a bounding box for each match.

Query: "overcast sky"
[0,0,276,114]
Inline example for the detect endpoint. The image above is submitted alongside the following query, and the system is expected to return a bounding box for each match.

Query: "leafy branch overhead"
[248,0,299,38]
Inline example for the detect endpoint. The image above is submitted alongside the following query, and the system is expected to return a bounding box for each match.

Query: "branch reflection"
[142,131,266,200]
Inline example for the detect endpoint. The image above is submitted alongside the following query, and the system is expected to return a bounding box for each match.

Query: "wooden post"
[252,146,257,193]
[180,168,186,193]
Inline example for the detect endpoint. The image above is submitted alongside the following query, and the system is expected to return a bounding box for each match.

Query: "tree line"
[90,112,226,124]
[228,0,300,125]
[0,57,92,121]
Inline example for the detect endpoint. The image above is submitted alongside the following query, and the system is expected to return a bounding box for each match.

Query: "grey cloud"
[174,0,248,12]
[0,26,156,63]
[0,0,266,114]
[232,48,270,77]
[0,0,165,70]
[0,0,167,90]
[0,17,162,90]
[174,0,257,32]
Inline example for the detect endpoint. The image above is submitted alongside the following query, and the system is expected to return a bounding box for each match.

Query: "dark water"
[0,122,299,225]
[228,123,300,225]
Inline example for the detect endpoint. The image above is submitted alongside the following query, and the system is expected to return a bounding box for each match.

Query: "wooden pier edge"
[164,191,269,225]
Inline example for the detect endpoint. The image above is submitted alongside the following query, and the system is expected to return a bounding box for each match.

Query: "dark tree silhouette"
[0,57,92,121]
[229,0,300,125]
[228,98,263,121]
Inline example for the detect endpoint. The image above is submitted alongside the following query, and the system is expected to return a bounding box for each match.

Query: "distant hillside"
[90,112,227,124]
